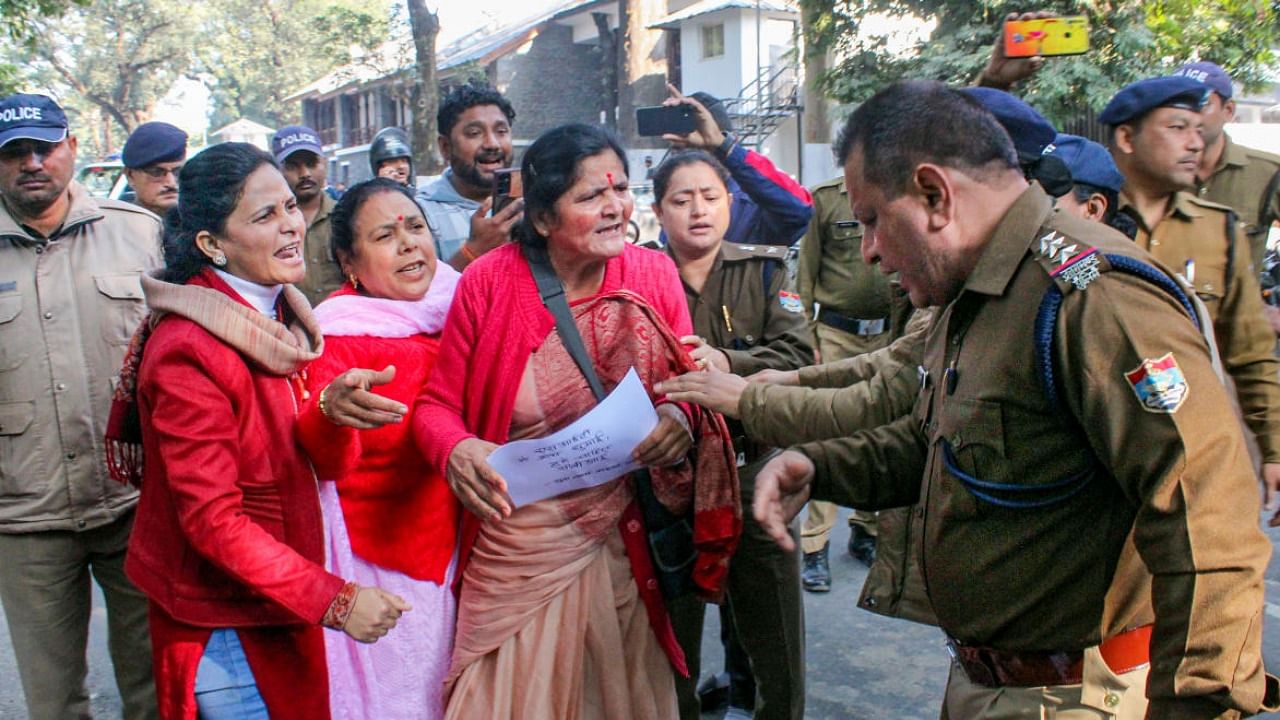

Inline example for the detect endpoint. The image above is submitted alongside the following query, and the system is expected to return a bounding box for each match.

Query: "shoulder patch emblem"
[778,290,804,313]
[1125,353,1189,413]
[1049,247,1101,290]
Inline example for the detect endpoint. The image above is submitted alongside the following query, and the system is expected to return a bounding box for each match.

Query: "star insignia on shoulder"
[1038,232,1078,264]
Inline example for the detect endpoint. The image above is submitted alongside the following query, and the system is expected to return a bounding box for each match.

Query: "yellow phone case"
[1004,17,1089,58]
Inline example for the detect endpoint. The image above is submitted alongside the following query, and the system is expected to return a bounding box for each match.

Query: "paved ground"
[4,509,1280,719]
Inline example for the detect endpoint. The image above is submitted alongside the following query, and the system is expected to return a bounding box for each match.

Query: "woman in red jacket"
[110,143,407,720]
[294,178,462,719]
[414,123,741,719]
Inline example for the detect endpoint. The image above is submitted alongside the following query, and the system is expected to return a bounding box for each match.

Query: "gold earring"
[348,273,359,290]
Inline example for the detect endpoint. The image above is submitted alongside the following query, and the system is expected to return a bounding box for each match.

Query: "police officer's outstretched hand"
[655,365,748,419]
[753,450,815,551]
[1263,463,1280,527]
[745,368,800,386]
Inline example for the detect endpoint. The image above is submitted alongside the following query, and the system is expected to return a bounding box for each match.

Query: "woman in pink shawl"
[295,178,461,719]
[414,123,741,719]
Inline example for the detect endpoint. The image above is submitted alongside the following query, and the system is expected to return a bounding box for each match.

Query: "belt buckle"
[855,318,886,336]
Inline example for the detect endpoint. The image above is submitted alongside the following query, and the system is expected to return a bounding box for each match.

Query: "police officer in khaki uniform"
[0,94,159,719]
[1173,61,1280,270]
[272,125,341,305]
[794,176,895,589]
[654,137,811,718]
[1104,76,1280,522]
[753,80,1277,718]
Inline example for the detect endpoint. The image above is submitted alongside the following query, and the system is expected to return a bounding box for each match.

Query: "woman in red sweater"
[295,178,461,719]
[113,143,407,720]
[414,124,741,719]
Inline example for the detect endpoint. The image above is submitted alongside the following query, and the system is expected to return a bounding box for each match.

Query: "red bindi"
[606,172,614,186]
[396,214,404,222]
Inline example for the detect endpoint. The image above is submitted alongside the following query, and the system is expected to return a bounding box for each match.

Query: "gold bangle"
[460,243,478,263]
[318,385,334,421]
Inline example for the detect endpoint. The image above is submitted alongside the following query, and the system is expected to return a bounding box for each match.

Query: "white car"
[76,160,134,203]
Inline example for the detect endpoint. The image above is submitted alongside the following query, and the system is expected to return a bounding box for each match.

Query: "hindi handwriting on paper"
[487,367,659,507]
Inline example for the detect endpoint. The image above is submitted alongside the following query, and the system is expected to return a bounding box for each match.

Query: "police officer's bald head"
[834,81,1019,199]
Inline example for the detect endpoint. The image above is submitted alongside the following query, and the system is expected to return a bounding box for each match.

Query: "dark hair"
[160,142,276,283]
[651,150,730,204]
[437,81,516,137]
[689,91,733,132]
[834,80,1019,199]
[329,177,422,262]
[513,123,629,249]
[1071,183,1121,224]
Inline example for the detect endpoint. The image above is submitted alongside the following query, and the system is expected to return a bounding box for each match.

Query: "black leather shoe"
[801,541,831,593]
[847,525,877,568]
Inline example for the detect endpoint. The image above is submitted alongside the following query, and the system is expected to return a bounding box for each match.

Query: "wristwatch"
[715,133,739,158]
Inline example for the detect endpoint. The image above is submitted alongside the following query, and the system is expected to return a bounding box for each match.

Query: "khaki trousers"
[670,453,805,720]
[800,322,889,554]
[940,647,1148,720]
[0,510,156,720]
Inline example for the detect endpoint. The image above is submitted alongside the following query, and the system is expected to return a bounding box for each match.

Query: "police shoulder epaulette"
[1184,194,1236,216]
[722,243,788,263]
[96,198,162,224]
[809,176,845,194]
[1030,228,1199,413]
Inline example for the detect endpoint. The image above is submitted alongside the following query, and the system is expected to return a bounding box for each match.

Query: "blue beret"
[1098,76,1208,126]
[1049,134,1125,193]
[122,122,188,168]
[960,87,1057,161]
[1173,61,1233,100]
[0,93,68,148]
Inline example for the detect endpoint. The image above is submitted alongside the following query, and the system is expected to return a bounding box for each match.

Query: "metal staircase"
[722,60,802,149]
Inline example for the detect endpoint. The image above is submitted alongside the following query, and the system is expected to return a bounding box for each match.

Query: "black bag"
[525,245,698,601]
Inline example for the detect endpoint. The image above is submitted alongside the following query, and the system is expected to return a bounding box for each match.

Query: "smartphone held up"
[1004,16,1089,58]
[492,167,522,215]
[636,105,698,137]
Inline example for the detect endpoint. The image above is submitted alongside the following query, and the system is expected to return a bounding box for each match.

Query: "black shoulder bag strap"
[525,244,606,401]
[523,244,697,601]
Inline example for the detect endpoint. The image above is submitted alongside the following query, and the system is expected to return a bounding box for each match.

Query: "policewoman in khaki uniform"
[655,148,810,720]
[794,176,896,587]
[754,80,1278,719]
[1104,76,1280,522]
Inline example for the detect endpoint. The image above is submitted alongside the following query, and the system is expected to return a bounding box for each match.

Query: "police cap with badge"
[961,87,1072,197]
[272,125,324,164]
[1098,75,1209,127]
[0,93,69,149]
[1172,61,1233,100]
[122,121,188,169]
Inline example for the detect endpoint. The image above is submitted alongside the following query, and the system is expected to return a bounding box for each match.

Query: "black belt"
[817,307,888,336]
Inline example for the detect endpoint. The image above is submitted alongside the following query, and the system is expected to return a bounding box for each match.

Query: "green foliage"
[197,0,387,129]
[809,0,1279,126]
[0,0,89,46]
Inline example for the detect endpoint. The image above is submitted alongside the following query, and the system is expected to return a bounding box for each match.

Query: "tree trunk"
[592,12,618,129]
[616,0,667,147]
[406,0,441,176]
[800,1,831,144]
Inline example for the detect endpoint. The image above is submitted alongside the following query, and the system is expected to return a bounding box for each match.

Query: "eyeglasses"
[138,163,183,180]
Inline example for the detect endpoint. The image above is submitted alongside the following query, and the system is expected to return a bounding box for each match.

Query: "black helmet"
[369,127,414,179]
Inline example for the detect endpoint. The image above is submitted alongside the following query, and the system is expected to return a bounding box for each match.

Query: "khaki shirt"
[0,182,161,532]
[671,243,812,377]
[797,186,1272,715]
[1197,134,1280,269]
[297,192,342,306]
[1122,191,1280,463]
[796,177,894,323]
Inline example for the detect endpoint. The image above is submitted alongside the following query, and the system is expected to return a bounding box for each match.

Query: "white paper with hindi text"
[488,367,659,507]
